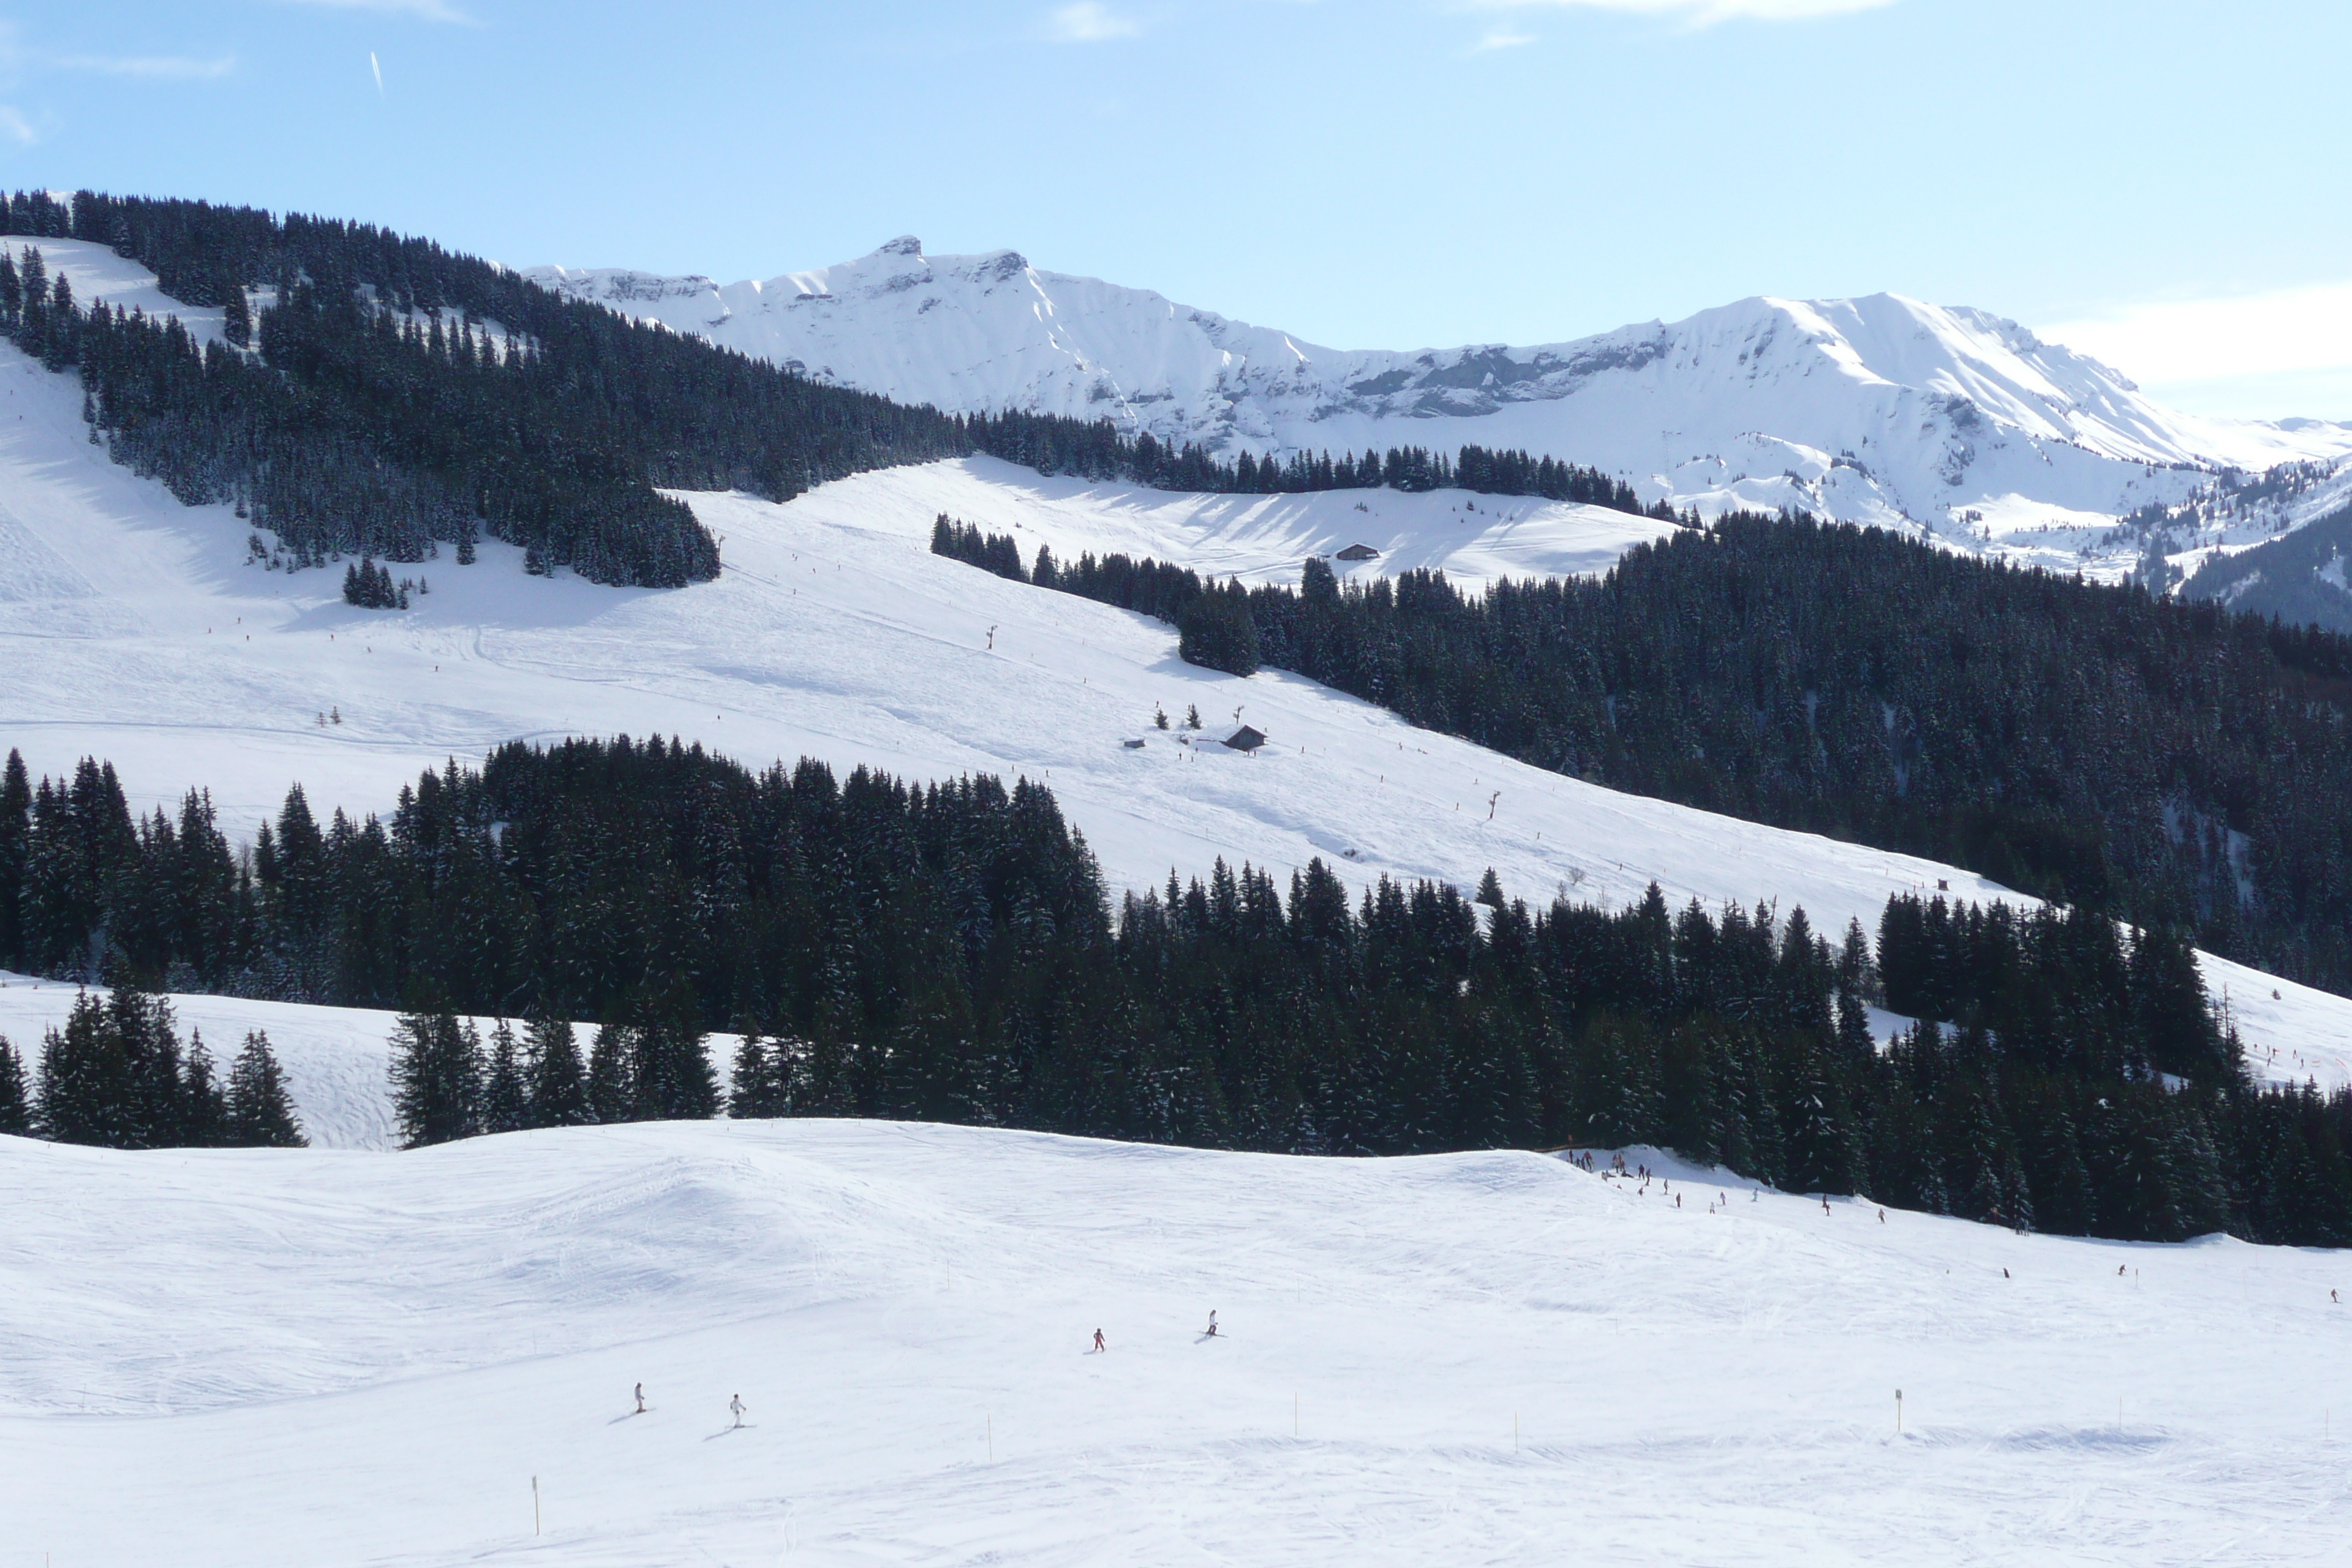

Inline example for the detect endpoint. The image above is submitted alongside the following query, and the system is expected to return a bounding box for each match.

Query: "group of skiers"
[630,1381,747,1428]
[629,1312,1225,1423]
[1091,1307,1223,1354]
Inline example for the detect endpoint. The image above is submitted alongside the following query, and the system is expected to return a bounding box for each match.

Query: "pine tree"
[481,1019,527,1134]
[388,1006,480,1147]
[0,748,28,972]
[524,1013,591,1127]
[37,992,124,1146]
[226,1030,306,1147]
[1834,989,1875,1067]
[630,980,718,1121]
[221,277,251,349]
[729,1029,787,1118]
[587,1022,634,1123]
[0,1033,29,1135]
[181,1028,227,1147]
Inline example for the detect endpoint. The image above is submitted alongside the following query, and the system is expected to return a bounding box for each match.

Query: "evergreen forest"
[939,514,2352,996]
[1,739,2346,1247]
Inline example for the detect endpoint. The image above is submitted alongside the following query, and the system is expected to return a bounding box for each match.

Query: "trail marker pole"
[1895,1390,1902,1435]
[532,1475,540,1536]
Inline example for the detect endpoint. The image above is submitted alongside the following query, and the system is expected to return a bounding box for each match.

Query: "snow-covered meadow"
[4,1117,2350,1566]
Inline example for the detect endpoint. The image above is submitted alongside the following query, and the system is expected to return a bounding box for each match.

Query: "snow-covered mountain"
[524,240,2352,577]
[4,325,2345,1096]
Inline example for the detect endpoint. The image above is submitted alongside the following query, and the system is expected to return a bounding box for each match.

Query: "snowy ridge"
[525,239,2352,579]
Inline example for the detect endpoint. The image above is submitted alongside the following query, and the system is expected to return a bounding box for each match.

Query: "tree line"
[0,983,304,1148]
[1,737,2346,1245]
[937,513,2352,995]
[5,190,1666,592]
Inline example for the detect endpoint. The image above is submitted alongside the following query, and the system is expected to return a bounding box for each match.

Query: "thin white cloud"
[1470,29,1538,50]
[2043,282,2352,387]
[0,22,234,95]
[1047,3,1142,42]
[1474,0,1894,22]
[0,105,35,145]
[274,0,476,24]
[50,52,237,80]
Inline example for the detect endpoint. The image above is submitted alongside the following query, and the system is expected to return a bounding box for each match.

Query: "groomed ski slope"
[4,1117,2351,1567]
[1,334,2347,1092]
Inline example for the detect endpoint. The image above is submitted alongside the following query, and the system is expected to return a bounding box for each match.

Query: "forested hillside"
[0,189,1660,589]
[2183,500,2352,635]
[946,514,2352,994]
[1,737,2345,1245]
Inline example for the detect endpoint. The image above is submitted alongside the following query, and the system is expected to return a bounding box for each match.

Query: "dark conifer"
[586,1022,634,1123]
[37,992,121,1146]
[0,747,28,970]
[388,1004,480,1147]
[524,1013,590,1127]
[481,1019,527,1134]
[729,1030,787,1118]
[226,1030,306,1147]
[182,1028,227,1147]
[221,278,251,349]
[0,1033,29,1135]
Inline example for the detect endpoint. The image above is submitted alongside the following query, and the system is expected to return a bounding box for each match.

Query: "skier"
[1093,1328,1107,1353]
[730,1394,746,1429]
[634,1382,646,1414]
[2333,1289,2340,1304]
[1205,1311,1220,1338]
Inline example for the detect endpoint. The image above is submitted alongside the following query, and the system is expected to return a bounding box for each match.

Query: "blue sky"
[4,0,2348,418]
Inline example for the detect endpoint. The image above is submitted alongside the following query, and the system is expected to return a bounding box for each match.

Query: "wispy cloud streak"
[1047,3,1142,42]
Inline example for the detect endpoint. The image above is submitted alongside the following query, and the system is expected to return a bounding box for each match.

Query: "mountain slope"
[7,1117,2352,1566]
[2182,500,2352,633]
[2,329,2346,1090]
[525,241,2352,577]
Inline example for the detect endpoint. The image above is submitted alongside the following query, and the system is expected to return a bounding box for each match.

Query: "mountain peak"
[519,243,2352,568]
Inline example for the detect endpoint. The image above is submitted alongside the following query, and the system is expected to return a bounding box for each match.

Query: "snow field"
[4,1119,2350,1565]
[1,332,2348,1095]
